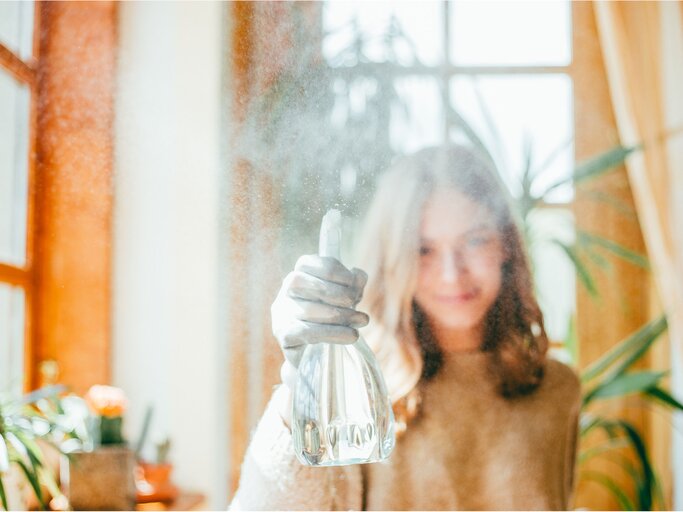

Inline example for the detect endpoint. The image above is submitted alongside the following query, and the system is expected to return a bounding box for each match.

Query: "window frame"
[0,1,41,393]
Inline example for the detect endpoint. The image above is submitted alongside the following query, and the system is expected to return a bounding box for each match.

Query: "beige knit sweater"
[229,352,581,511]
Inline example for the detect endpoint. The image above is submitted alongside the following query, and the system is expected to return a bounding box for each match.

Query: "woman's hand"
[271,254,369,393]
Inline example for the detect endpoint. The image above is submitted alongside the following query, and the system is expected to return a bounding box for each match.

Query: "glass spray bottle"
[292,209,395,466]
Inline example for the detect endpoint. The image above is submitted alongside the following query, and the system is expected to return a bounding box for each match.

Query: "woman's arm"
[228,385,363,511]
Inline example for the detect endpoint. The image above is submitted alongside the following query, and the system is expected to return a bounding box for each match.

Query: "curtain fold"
[593,0,683,365]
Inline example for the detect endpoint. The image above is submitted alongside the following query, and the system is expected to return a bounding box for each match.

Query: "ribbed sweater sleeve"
[228,385,363,511]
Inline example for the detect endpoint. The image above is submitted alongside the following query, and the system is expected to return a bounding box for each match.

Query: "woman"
[230,145,581,511]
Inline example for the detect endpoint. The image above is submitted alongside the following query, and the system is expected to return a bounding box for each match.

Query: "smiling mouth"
[434,291,478,304]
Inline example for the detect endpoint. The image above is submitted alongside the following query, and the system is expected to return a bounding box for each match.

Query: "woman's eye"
[467,236,491,247]
[419,246,433,256]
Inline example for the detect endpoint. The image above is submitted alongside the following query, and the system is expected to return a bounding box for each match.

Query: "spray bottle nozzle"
[319,209,342,260]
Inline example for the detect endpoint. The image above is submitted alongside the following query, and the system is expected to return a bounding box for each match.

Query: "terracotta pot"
[135,462,179,504]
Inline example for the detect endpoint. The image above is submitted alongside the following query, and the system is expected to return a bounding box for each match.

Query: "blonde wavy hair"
[355,144,549,434]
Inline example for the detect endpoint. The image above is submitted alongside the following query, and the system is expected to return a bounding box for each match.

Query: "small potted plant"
[135,437,179,504]
[65,385,136,511]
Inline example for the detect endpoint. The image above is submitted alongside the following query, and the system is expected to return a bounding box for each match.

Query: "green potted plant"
[65,384,136,511]
[0,385,72,511]
[133,405,179,505]
[577,315,682,510]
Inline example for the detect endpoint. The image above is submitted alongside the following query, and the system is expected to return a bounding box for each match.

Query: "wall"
[113,2,229,508]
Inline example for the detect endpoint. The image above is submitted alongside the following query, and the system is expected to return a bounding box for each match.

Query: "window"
[322,0,575,347]
[0,1,37,397]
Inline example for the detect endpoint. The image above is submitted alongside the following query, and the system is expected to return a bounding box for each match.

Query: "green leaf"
[18,385,67,407]
[552,240,598,296]
[620,421,655,510]
[578,437,630,464]
[3,432,29,462]
[0,435,8,474]
[651,466,667,510]
[564,314,578,365]
[578,232,650,269]
[37,465,63,506]
[0,476,8,511]
[534,136,573,177]
[591,419,656,510]
[581,316,668,382]
[446,105,498,171]
[580,189,638,219]
[644,387,683,411]
[518,135,537,219]
[10,431,44,469]
[543,144,641,197]
[471,79,507,166]
[581,470,636,510]
[584,370,667,405]
[608,333,667,381]
[12,458,46,510]
[579,412,602,438]
[579,239,612,271]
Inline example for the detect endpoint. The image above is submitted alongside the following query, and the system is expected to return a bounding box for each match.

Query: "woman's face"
[414,188,507,338]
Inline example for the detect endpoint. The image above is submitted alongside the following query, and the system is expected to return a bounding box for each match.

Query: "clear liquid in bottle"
[291,209,395,466]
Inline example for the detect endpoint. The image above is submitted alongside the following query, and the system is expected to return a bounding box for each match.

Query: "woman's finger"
[287,271,358,309]
[291,299,369,328]
[295,254,356,286]
[282,320,358,349]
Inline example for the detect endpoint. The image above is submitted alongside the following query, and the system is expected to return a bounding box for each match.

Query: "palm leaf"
[446,104,497,170]
[581,470,636,510]
[37,465,64,506]
[579,236,612,270]
[18,385,67,407]
[518,135,537,220]
[0,435,8,474]
[0,476,8,512]
[10,431,44,469]
[607,326,668,380]
[577,232,650,269]
[621,421,655,510]
[552,240,598,296]
[651,466,667,510]
[534,136,573,177]
[643,387,683,411]
[578,436,630,464]
[581,316,667,382]
[614,456,648,510]
[580,189,638,219]
[583,370,667,405]
[3,432,29,463]
[595,419,655,510]
[542,144,641,198]
[471,78,507,166]
[12,458,46,510]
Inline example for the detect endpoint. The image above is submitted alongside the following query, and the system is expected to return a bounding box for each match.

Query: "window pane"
[526,208,576,344]
[323,1,444,66]
[450,74,574,203]
[0,69,30,266]
[0,1,34,61]
[450,1,571,67]
[0,283,25,397]
[390,76,443,153]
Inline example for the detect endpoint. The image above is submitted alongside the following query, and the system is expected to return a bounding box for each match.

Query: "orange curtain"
[593,1,683,365]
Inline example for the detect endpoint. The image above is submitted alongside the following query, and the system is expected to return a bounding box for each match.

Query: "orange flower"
[85,385,128,418]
